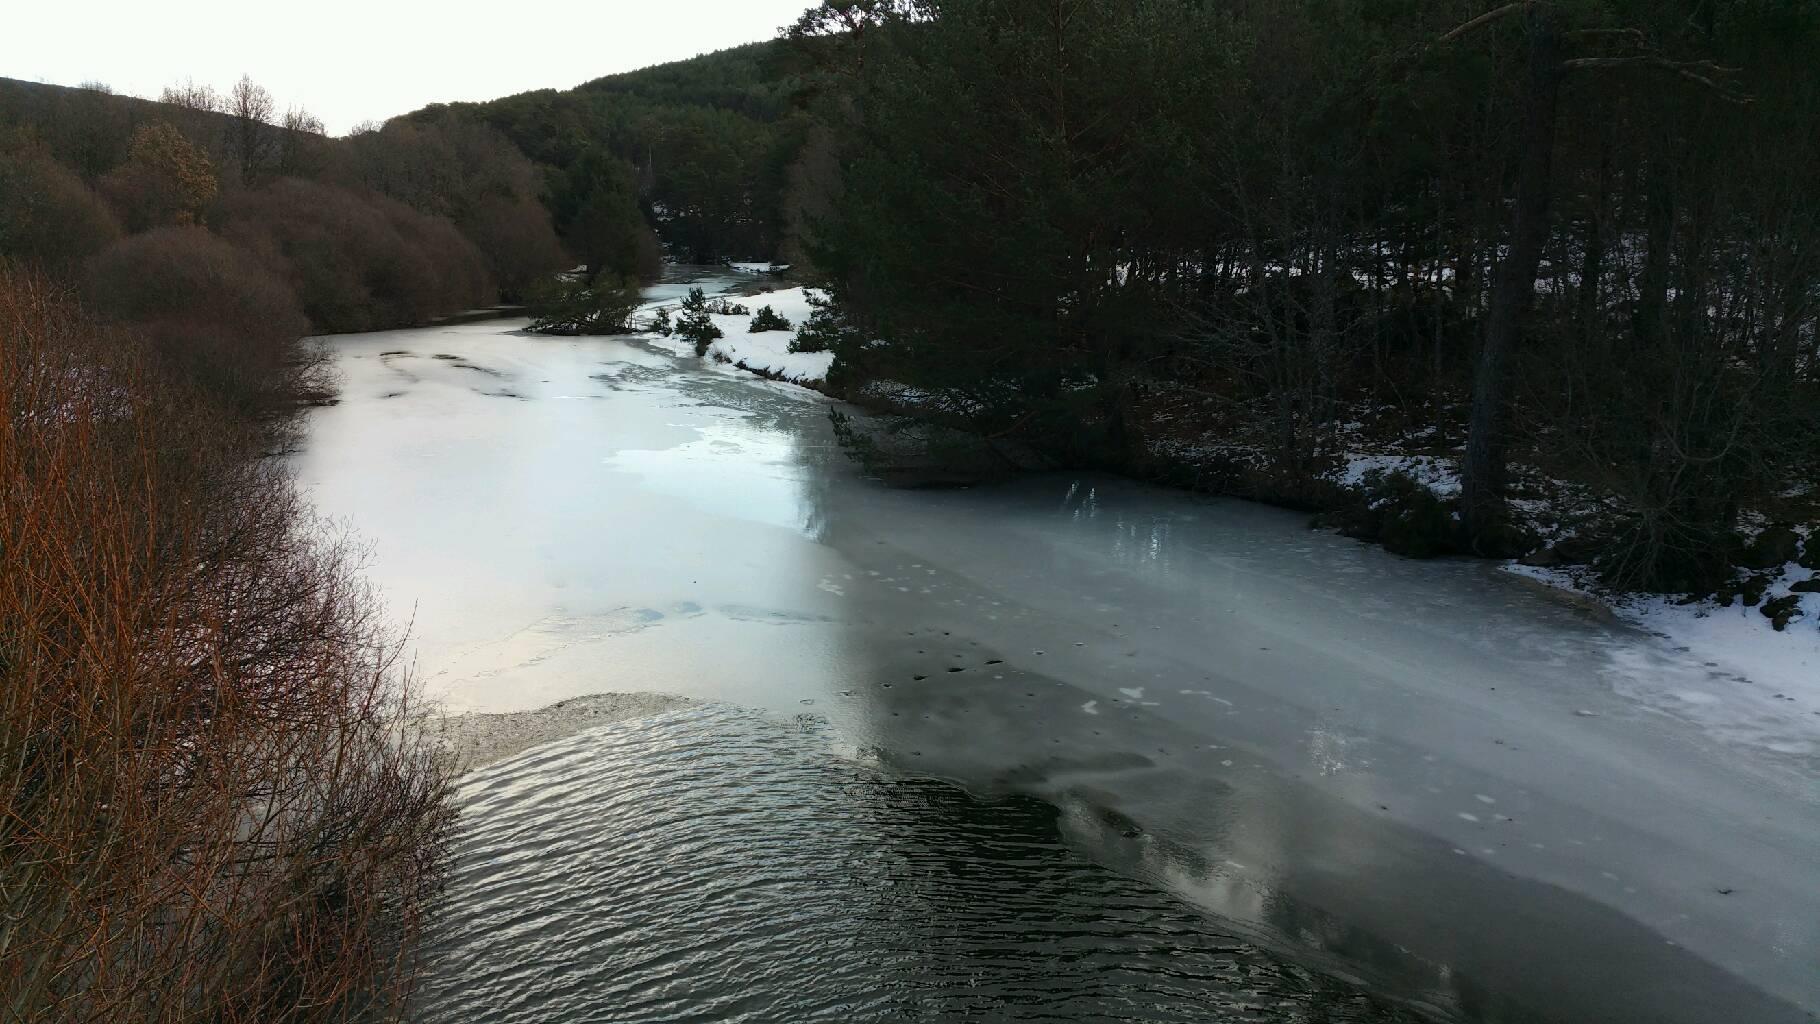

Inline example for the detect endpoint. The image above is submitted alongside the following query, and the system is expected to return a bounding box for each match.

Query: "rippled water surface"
[422,706,1414,1024]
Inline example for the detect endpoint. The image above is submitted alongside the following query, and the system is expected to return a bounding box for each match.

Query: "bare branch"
[1561,56,1753,102]
[1440,2,1540,44]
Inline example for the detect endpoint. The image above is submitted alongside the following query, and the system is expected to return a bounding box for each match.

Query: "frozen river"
[294,272,1818,1024]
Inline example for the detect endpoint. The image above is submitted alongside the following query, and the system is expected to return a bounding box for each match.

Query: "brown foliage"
[0,152,123,278]
[99,122,219,231]
[459,195,569,301]
[0,265,455,1023]
[375,194,495,319]
[82,227,313,418]
[340,119,566,298]
[218,178,495,333]
[341,118,542,224]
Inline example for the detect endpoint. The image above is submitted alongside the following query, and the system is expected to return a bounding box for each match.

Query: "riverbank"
[649,276,1819,707]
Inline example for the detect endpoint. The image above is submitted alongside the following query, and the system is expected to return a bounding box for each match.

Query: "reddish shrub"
[376,193,495,318]
[1,265,453,1023]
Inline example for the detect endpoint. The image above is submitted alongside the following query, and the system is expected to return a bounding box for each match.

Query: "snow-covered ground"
[1323,449,1819,711]
[1508,559,1820,730]
[644,286,834,388]
[1330,452,1462,496]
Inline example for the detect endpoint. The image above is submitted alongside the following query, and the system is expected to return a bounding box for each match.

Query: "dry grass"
[0,265,454,1023]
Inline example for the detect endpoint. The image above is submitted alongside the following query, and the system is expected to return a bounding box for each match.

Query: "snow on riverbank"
[704,288,831,386]
[645,286,834,388]
[1313,446,1820,709]
[1331,452,1462,496]
[1509,560,1820,758]
[1508,560,1820,708]
[641,279,1820,716]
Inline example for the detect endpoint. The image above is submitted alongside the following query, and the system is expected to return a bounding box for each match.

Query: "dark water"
[420,706,1422,1024]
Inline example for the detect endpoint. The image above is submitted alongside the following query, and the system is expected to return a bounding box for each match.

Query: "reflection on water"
[421,706,1418,1024]
[605,425,825,537]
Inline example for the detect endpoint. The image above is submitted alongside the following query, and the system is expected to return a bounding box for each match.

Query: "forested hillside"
[6,1,1815,607]
[402,40,812,266]
[0,75,569,358]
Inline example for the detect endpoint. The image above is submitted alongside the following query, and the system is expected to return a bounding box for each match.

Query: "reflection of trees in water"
[692,398,1794,1024]
[426,701,1434,1023]
[825,770,1424,1023]
[1055,478,1185,574]
[1052,762,1803,1024]
[1054,785,1531,1024]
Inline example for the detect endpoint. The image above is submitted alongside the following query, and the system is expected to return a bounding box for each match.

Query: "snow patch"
[1332,453,1462,497]
[1507,562,1820,756]
[644,286,834,387]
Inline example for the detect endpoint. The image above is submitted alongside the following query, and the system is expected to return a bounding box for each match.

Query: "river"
[293,270,1819,1024]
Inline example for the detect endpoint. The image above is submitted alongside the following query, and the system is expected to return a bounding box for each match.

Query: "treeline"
[0,74,573,415]
[784,0,1820,595]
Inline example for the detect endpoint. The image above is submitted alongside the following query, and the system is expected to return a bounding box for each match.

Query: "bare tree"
[282,105,324,136]
[278,104,327,176]
[2,262,452,1024]
[226,74,276,184]
[160,77,220,112]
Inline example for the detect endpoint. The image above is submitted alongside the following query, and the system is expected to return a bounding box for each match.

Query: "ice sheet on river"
[294,284,1819,1023]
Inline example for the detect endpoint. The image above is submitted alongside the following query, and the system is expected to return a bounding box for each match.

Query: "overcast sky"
[3,0,814,135]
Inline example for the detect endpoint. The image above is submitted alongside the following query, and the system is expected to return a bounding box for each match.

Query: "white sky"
[3,0,814,135]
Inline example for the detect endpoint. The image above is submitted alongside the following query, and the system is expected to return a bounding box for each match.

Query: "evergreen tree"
[676,287,723,356]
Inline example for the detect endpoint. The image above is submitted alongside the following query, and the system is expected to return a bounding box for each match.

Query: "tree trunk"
[1460,7,1563,548]
[1636,158,1675,348]
[1578,139,1611,341]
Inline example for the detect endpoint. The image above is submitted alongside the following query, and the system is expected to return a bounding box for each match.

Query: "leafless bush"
[219,178,495,333]
[0,152,124,278]
[459,195,569,301]
[0,265,454,1023]
[82,226,314,419]
[374,194,495,320]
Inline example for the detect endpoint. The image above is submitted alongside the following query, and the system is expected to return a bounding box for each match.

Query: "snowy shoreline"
[637,279,1817,708]
[641,283,834,389]
[1505,559,1819,723]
